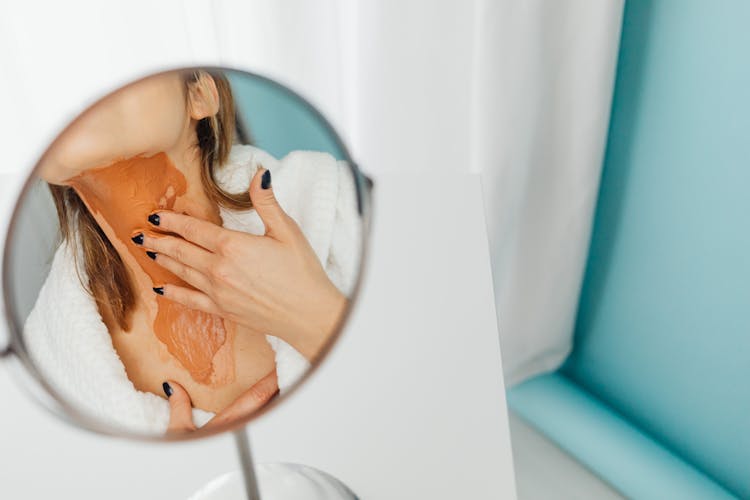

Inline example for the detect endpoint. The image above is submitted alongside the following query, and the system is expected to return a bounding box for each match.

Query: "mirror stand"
[0,65,371,500]
[234,428,261,500]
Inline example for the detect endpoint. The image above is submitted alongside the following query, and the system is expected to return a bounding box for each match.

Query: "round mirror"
[0,67,371,446]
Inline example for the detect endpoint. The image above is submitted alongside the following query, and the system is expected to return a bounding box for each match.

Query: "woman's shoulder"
[218,145,343,194]
[214,145,273,195]
[225,144,277,169]
[225,144,339,171]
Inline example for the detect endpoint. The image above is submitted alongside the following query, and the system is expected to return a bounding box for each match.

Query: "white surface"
[0,173,516,499]
[1,1,622,387]
[509,412,623,500]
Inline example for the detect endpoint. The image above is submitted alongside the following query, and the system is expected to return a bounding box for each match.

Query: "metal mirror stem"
[234,427,261,500]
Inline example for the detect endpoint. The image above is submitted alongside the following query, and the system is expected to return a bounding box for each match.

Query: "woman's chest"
[110,305,276,413]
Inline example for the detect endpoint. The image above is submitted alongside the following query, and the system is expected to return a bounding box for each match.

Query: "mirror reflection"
[5,68,364,436]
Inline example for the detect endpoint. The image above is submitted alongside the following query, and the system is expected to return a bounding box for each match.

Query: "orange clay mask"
[67,153,234,385]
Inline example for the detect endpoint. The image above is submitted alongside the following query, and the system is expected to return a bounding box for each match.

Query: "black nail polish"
[146,251,157,260]
[163,382,173,398]
[261,169,272,190]
[131,233,144,245]
[148,213,160,226]
[153,287,164,295]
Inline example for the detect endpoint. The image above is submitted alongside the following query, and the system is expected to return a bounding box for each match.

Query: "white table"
[0,172,517,499]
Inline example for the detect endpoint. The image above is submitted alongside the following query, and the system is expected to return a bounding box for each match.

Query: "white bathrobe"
[23,145,361,435]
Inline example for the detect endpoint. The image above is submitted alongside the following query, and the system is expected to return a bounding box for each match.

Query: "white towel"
[23,145,361,435]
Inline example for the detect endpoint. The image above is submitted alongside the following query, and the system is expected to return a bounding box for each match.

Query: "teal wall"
[563,1,750,497]
[227,71,345,160]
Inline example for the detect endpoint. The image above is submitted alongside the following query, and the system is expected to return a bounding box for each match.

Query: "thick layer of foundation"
[68,153,233,385]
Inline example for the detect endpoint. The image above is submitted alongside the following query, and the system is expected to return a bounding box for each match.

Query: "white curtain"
[470,2,624,385]
[0,0,623,385]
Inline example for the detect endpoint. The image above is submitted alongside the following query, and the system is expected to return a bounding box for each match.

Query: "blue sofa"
[507,1,750,498]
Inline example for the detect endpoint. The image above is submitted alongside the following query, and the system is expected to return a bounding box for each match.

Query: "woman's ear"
[187,72,220,120]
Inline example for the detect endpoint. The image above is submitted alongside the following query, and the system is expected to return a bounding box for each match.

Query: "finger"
[141,232,214,275]
[203,370,279,430]
[148,252,212,294]
[155,283,222,316]
[164,380,196,434]
[248,166,291,240]
[149,211,228,252]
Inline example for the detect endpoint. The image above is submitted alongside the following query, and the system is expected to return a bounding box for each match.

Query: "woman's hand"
[139,168,348,361]
[165,371,279,433]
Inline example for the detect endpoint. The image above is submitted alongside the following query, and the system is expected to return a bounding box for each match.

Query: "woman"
[28,69,355,433]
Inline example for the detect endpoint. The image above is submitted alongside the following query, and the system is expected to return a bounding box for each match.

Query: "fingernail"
[163,382,173,398]
[146,251,157,260]
[261,169,272,190]
[153,287,164,295]
[148,213,160,226]
[131,233,144,245]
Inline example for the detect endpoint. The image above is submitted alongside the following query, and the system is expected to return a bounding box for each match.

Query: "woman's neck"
[67,150,220,306]
[67,150,236,386]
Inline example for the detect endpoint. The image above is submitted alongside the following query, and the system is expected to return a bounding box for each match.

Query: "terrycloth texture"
[23,145,361,435]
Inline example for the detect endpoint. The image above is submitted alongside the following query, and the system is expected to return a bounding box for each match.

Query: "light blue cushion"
[227,70,345,160]
[562,1,750,497]
[508,374,736,500]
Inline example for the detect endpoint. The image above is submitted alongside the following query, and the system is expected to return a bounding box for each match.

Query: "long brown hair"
[49,70,251,331]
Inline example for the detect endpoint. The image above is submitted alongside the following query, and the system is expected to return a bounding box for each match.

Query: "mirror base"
[188,464,358,500]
